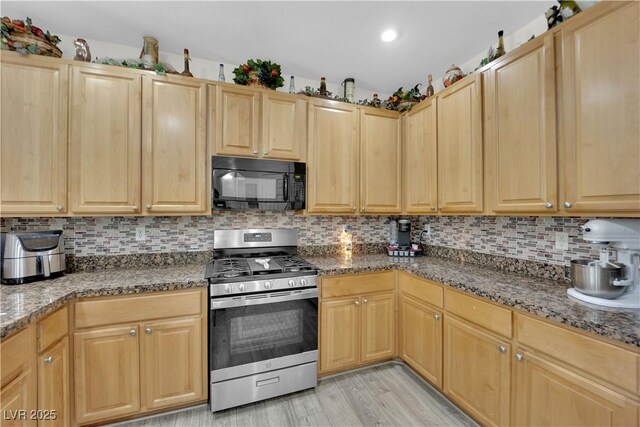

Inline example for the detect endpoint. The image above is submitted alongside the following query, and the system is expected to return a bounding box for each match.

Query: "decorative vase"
[73,38,91,62]
[139,36,158,69]
[443,65,464,88]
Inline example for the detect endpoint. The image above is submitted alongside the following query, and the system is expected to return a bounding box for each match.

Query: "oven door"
[213,168,290,210]
[209,288,318,382]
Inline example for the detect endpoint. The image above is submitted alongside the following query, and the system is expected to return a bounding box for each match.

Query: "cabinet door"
[0,56,67,216]
[360,109,401,214]
[38,337,70,427]
[211,85,260,158]
[513,349,638,427]
[307,100,359,213]
[320,298,360,373]
[0,371,37,427]
[444,316,510,427]
[399,295,442,388]
[262,92,306,161]
[437,75,483,213]
[141,317,203,410]
[561,2,640,213]
[142,76,208,214]
[361,293,395,363]
[403,99,438,214]
[69,66,142,215]
[74,325,140,425]
[485,36,557,213]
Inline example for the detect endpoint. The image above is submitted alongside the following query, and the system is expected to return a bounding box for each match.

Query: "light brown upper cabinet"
[210,85,306,161]
[142,75,209,214]
[262,91,307,161]
[0,56,68,216]
[210,84,260,158]
[403,98,438,214]
[307,99,359,214]
[560,1,640,213]
[437,74,484,213]
[69,66,142,215]
[360,108,401,214]
[484,36,557,214]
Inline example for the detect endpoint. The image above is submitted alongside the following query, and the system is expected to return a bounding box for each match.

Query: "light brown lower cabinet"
[443,316,511,427]
[73,289,206,425]
[74,324,141,424]
[320,293,395,374]
[512,349,638,427]
[37,337,70,427]
[398,294,442,388]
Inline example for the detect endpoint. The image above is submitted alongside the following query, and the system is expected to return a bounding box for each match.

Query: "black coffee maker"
[398,219,411,249]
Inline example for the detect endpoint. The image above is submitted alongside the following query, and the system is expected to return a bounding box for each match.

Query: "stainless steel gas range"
[205,229,318,412]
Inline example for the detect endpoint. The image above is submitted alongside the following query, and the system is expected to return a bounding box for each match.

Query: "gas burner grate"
[275,256,316,273]
[211,259,251,278]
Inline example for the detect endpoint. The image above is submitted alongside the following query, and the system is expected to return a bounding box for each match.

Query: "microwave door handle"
[283,174,289,201]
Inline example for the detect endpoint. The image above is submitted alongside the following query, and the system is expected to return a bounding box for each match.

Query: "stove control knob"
[264,281,272,289]
[300,278,307,286]
[288,279,295,287]
[238,283,245,292]
[225,285,233,294]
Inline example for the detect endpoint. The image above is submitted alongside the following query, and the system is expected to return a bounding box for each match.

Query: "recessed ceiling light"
[381,29,397,42]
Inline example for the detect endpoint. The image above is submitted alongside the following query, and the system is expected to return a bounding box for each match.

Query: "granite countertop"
[1,254,639,348]
[0,264,207,338]
[307,254,640,348]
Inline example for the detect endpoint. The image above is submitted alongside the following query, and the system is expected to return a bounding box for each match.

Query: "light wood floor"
[116,363,477,427]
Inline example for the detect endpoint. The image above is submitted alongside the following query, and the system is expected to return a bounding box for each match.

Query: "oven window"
[210,298,318,371]
[214,170,285,202]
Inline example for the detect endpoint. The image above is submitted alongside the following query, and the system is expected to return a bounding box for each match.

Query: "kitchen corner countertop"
[307,254,640,348]
[1,255,639,349]
[1,264,208,339]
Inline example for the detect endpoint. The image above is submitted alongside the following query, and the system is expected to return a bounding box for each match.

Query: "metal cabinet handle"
[146,204,152,210]
[499,345,507,353]
[430,207,436,211]
[515,353,524,361]
[145,327,152,335]
[434,314,441,320]
[43,356,54,364]
[545,202,553,209]
[253,150,259,154]
[360,207,364,212]
[363,299,368,304]
[352,206,356,211]
[354,299,359,306]
[55,205,63,211]
[129,329,137,336]
[131,205,138,211]
[564,201,573,208]
[263,150,269,155]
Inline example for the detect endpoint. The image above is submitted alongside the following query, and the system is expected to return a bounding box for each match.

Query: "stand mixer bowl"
[570,259,627,299]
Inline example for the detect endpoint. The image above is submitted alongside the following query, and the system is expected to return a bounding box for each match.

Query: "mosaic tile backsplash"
[0,213,599,267]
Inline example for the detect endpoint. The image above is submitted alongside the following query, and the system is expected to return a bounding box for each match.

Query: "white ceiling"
[1,1,551,94]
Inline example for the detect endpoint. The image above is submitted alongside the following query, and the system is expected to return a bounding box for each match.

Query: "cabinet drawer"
[321,272,395,299]
[399,272,443,308]
[75,289,202,329]
[37,306,68,353]
[1,325,36,388]
[445,290,512,338]
[515,314,639,395]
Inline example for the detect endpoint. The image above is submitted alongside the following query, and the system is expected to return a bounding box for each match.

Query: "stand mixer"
[567,219,640,309]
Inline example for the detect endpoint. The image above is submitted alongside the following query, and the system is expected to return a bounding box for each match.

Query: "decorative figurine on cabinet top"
[73,38,91,62]
[443,65,465,88]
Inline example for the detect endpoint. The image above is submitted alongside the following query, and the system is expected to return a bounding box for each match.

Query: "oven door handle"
[210,288,318,309]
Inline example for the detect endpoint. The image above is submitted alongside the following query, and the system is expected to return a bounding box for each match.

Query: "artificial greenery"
[1,16,61,55]
[233,59,284,89]
[386,84,423,111]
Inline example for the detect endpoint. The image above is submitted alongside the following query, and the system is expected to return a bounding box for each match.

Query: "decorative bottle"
[289,76,296,94]
[218,64,225,82]
[181,49,193,77]
[426,74,434,98]
[342,225,353,258]
[495,31,506,59]
[319,77,327,97]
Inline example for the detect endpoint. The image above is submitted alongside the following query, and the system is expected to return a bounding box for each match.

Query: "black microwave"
[212,156,305,211]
